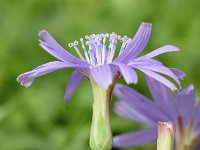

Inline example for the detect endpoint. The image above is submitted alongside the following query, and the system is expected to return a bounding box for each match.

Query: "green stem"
[89,79,113,150]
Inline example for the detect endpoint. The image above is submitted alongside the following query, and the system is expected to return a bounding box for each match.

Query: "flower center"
[68,33,131,66]
[176,116,198,150]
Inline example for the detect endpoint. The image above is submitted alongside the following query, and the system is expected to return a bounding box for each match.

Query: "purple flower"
[17,22,183,101]
[113,77,200,150]
[17,22,185,150]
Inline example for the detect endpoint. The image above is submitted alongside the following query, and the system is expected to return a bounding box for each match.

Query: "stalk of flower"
[17,22,183,150]
[157,122,175,150]
[113,76,200,150]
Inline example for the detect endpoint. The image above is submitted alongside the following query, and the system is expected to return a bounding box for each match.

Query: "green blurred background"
[0,0,200,149]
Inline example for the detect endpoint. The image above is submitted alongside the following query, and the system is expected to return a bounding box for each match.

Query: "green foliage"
[0,0,200,149]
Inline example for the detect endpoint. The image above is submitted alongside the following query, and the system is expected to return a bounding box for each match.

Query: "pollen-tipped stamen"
[107,33,118,63]
[95,35,103,66]
[68,33,131,67]
[80,38,90,63]
[119,36,131,55]
[68,41,85,60]
[101,34,108,65]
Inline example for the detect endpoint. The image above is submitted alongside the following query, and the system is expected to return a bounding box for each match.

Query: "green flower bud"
[157,121,175,150]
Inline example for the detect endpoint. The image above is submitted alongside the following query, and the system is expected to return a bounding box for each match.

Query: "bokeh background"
[0,0,200,149]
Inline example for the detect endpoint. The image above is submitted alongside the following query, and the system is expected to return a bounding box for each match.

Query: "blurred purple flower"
[113,77,200,150]
[17,22,183,102]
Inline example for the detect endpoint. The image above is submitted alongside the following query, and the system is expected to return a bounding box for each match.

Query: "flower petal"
[90,64,113,89]
[169,68,186,79]
[114,100,153,124]
[130,61,181,86]
[175,85,195,124]
[143,66,180,85]
[145,76,179,120]
[113,63,138,84]
[129,58,163,66]
[195,144,200,150]
[136,67,177,91]
[114,84,169,124]
[136,45,179,60]
[64,70,85,102]
[113,127,157,148]
[194,99,200,130]
[17,61,86,87]
[115,22,152,62]
[39,30,89,66]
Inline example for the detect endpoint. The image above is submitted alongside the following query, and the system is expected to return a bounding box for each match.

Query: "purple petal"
[136,67,177,91]
[64,70,84,102]
[175,85,195,124]
[114,100,153,124]
[194,100,200,131]
[130,61,181,86]
[17,61,86,87]
[195,144,200,150]
[113,127,157,148]
[128,58,163,66]
[195,124,200,134]
[114,84,169,124]
[90,64,113,89]
[145,76,179,120]
[39,30,89,66]
[113,63,138,84]
[115,22,152,62]
[136,45,179,60]
[169,68,186,79]
[143,66,180,85]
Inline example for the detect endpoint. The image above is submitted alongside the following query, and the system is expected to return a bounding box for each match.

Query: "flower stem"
[89,79,113,150]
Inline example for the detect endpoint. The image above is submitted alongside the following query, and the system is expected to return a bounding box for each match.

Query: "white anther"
[90,34,95,39]
[117,35,121,40]
[68,43,74,48]
[85,35,89,39]
[119,36,128,54]
[74,40,78,46]
[105,33,109,37]
[125,38,132,48]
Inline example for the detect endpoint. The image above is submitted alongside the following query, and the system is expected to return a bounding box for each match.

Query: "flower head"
[17,22,185,150]
[17,22,183,102]
[113,77,200,150]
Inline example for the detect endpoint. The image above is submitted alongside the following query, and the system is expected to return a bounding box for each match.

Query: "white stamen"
[95,34,102,65]
[119,36,128,55]
[101,34,107,64]
[80,38,90,63]
[71,41,85,60]
[107,32,118,63]
[68,33,131,67]
[125,38,132,48]
[87,40,96,66]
